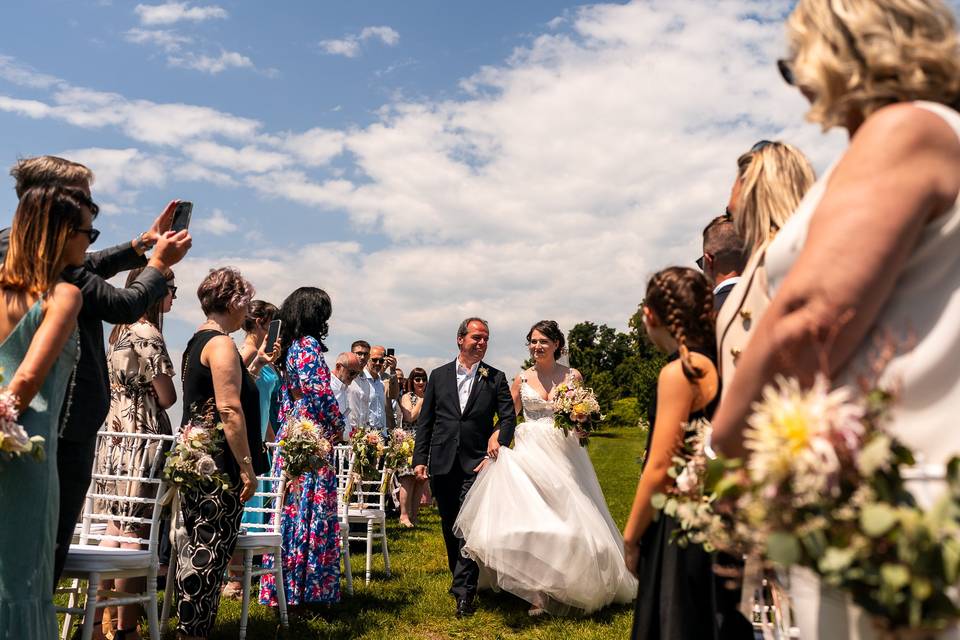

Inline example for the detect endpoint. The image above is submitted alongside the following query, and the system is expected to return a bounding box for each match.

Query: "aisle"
[192,426,645,639]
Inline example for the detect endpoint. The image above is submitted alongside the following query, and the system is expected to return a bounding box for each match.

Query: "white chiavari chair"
[333,444,354,594]
[340,446,391,585]
[56,431,174,640]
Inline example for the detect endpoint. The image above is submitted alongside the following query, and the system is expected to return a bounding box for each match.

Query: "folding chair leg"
[146,567,160,640]
[80,573,101,640]
[380,518,391,577]
[365,520,374,585]
[160,544,178,632]
[239,550,253,640]
[273,548,289,628]
[341,527,353,595]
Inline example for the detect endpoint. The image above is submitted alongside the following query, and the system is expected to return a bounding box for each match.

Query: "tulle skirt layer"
[454,418,638,615]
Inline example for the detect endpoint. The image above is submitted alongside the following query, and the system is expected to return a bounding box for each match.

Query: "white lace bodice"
[520,380,555,422]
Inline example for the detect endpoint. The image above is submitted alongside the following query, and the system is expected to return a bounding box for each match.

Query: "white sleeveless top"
[766,101,960,473]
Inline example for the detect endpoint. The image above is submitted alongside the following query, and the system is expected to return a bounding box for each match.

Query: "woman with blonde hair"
[0,184,89,638]
[712,0,960,636]
[715,140,816,389]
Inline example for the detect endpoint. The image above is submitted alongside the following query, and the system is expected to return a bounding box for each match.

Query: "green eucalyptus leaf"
[942,537,960,585]
[818,546,857,574]
[861,503,898,537]
[766,531,801,566]
[880,563,910,591]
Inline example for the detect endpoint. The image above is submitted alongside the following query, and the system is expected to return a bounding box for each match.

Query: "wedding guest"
[397,367,429,526]
[89,267,177,639]
[351,340,371,368]
[175,267,268,639]
[715,141,815,390]
[0,155,192,584]
[348,344,397,438]
[624,267,721,639]
[220,300,280,599]
[0,185,88,638]
[331,351,363,439]
[711,1,960,637]
[699,214,745,310]
[259,287,345,608]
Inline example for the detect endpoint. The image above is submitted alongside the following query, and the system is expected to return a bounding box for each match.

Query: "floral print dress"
[94,321,174,532]
[259,336,345,606]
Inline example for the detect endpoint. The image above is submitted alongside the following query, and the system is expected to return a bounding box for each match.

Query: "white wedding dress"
[453,375,638,615]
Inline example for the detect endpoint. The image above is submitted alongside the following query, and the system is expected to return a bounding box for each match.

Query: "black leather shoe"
[455,597,476,618]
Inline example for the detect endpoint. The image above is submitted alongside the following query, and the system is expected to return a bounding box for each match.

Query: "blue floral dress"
[259,337,345,606]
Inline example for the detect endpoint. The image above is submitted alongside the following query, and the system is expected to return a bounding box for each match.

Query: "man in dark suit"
[413,317,516,618]
[699,213,746,310]
[1,155,192,582]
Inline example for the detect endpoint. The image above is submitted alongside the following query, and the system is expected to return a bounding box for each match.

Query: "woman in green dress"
[0,184,94,638]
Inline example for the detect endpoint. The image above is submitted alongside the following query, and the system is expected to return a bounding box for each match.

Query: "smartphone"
[386,347,395,357]
[171,201,193,232]
[266,319,282,350]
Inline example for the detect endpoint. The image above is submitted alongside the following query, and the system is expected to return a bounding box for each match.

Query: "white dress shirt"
[330,375,351,438]
[351,368,387,432]
[456,358,479,412]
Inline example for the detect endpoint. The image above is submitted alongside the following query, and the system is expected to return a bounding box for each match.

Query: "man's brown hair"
[10,156,94,199]
[702,215,746,277]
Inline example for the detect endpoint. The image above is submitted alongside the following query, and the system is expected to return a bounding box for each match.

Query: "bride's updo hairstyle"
[644,267,715,382]
[526,320,565,360]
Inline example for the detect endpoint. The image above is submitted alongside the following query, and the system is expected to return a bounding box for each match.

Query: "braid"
[646,267,712,381]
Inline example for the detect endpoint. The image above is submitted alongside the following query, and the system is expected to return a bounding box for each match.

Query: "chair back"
[240,442,285,535]
[333,444,352,519]
[80,431,176,557]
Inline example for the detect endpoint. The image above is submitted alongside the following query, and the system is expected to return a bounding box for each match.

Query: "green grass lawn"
[75,426,647,639]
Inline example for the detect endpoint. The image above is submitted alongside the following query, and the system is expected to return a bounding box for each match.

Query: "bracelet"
[240,455,252,465]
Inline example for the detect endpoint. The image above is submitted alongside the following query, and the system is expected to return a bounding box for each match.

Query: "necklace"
[409,393,419,407]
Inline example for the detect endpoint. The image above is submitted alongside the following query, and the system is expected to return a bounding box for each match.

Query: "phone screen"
[266,319,282,349]
[171,201,193,232]
[387,348,395,357]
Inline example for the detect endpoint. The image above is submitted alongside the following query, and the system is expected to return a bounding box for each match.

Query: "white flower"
[197,455,217,477]
[676,464,698,493]
[0,419,30,451]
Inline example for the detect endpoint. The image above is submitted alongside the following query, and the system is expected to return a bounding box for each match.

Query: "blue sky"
[6,0,951,421]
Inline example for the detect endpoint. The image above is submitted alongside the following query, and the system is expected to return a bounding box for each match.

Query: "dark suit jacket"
[0,227,168,442]
[714,278,738,311]
[413,360,516,477]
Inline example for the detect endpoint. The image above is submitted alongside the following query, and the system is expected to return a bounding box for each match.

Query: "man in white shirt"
[348,344,399,437]
[330,352,363,440]
[699,213,746,310]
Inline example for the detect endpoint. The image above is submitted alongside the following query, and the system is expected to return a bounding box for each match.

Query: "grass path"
[195,426,645,639]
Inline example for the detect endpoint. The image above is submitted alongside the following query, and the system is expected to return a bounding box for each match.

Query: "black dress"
[631,352,722,640]
[173,329,269,637]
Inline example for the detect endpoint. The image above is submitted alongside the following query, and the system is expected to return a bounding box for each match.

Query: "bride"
[454,320,638,616]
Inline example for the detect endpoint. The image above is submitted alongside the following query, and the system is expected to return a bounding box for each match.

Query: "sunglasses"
[346,368,362,378]
[370,357,385,364]
[167,285,178,296]
[777,59,795,86]
[412,376,426,382]
[76,227,100,243]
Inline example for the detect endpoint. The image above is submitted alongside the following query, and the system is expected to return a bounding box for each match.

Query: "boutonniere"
[478,366,490,379]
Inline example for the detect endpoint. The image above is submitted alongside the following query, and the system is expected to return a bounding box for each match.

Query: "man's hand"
[139,200,178,250]
[148,229,192,271]
[487,430,501,459]
[384,354,398,373]
[413,464,429,481]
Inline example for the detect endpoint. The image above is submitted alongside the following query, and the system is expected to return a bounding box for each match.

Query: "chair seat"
[234,532,282,550]
[347,508,385,519]
[63,544,153,573]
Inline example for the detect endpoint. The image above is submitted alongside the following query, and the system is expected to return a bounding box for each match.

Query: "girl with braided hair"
[624,267,727,640]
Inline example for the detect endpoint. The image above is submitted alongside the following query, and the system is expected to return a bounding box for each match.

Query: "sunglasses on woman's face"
[76,227,100,243]
[413,377,426,383]
[167,285,178,296]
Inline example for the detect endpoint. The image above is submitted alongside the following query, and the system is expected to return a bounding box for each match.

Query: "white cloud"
[57,147,167,197]
[183,140,290,173]
[124,28,192,52]
[197,208,238,235]
[319,25,400,58]
[167,50,254,74]
[0,55,62,89]
[135,2,227,26]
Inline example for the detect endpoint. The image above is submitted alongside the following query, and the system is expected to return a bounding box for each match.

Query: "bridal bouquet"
[552,381,603,441]
[0,380,38,465]
[164,406,231,491]
[656,374,960,632]
[278,416,332,478]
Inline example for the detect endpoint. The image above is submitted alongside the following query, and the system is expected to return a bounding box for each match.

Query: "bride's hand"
[473,457,492,473]
[487,430,501,459]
